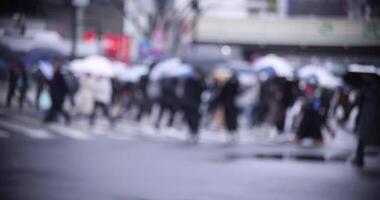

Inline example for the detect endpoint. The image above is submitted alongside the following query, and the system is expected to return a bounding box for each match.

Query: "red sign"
[83,31,130,63]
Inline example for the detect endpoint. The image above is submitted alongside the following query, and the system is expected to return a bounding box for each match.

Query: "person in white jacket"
[76,73,94,116]
[89,75,114,126]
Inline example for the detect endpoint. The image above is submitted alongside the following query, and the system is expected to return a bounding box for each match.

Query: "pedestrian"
[251,76,271,126]
[265,77,288,134]
[294,79,324,146]
[34,68,46,111]
[76,73,94,116]
[135,62,157,122]
[5,63,28,110]
[155,77,179,128]
[352,74,380,167]
[182,68,206,143]
[44,60,71,124]
[215,73,241,143]
[136,67,153,121]
[89,75,114,127]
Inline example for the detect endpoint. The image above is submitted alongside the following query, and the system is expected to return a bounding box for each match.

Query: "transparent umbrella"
[253,54,294,79]
[298,65,342,89]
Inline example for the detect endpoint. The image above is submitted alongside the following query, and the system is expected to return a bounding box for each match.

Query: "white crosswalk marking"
[47,124,92,140]
[0,120,53,139]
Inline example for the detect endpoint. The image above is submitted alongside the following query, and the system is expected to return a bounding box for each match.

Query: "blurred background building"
[0,0,379,66]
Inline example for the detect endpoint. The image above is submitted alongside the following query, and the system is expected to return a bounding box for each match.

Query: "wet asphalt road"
[0,137,380,200]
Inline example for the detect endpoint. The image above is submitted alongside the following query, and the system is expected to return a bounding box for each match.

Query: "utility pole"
[71,0,90,59]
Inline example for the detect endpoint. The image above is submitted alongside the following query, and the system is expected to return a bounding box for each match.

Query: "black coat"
[182,77,205,111]
[217,77,240,131]
[159,77,179,108]
[357,80,380,145]
[49,71,69,109]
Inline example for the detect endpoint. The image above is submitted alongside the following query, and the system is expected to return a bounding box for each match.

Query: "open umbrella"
[22,48,65,67]
[298,65,342,89]
[253,54,294,79]
[150,58,192,81]
[343,64,380,87]
[80,55,114,77]
[120,65,149,83]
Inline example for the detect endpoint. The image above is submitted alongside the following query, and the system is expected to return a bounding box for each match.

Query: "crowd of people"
[2,56,380,167]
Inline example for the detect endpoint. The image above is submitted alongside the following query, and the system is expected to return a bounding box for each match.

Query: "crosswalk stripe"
[0,120,53,139]
[47,124,92,140]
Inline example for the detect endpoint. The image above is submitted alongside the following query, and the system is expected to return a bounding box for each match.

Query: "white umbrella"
[253,54,294,78]
[298,65,342,88]
[150,58,192,81]
[121,65,149,83]
[80,55,114,77]
[69,59,91,75]
[112,61,129,80]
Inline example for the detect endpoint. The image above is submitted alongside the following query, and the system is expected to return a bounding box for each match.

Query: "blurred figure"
[182,68,206,143]
[44,60,70,124]
[251,75,271,126]
[34,67,46,111]
[89,76,114,127]
[266,77,291,134]
[319,88,335,138]
[76,73,94,116]
[214,73,241,143]
[155,77,180,129]
[333,86,352,125]
[352,75,380,167]
[6,63,28,110]
[136,62,156,122]
[294,79,324,146]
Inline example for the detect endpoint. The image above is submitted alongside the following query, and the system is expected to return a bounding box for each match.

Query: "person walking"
[89,75,114,127]
[182,68,206,143]
[136,62,157,121]
[352,74,380,167]
[76,73,94,116]
[44,60,70,124]
[294,79,324,146]
[6,63,28,110]
[155,77,179,128]
[215,73,241,143]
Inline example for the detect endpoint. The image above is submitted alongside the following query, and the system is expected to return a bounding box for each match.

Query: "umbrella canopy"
[69,59,92,75]
[72,55,114,77]
[298,65,342,89]
[182,56,226,74]
[120,65,149,83]
[150,58,192,81]
[343,64,380,87]
[22,48,65,67]
[253,54,294,78]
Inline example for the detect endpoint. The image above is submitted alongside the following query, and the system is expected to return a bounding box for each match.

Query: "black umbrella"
[343,64,380,88]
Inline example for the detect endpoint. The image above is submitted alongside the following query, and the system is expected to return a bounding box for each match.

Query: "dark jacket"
[217,76,241,131]
[49,70,69,108]
[357,79,380,145]
[182,76,205,112]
